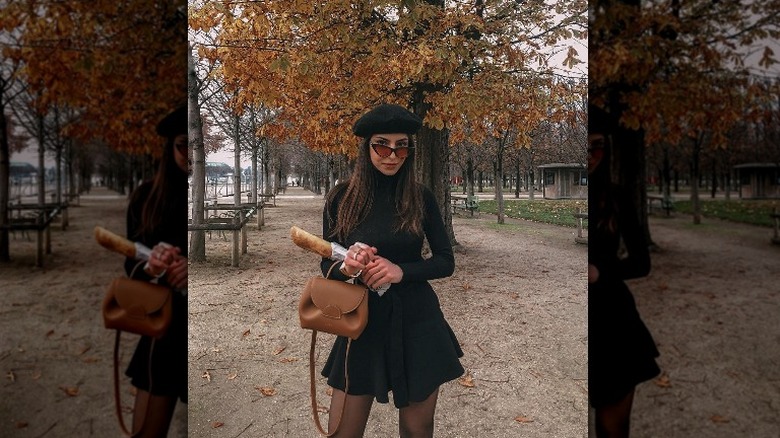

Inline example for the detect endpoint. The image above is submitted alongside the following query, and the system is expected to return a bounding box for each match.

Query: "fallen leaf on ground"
[515,415,534,423]
[45,330,54,337]
[15,421,28,428]
[654,374,671,388]
[202,371,211,382]
[458,373,475,388]
[31,370,42,380]
[79,345,91,355]
[279,357,298,363]
[227,373,238,380]
[6,371,15,382]
[711,415,729,423]
[326,387,333,396]
[211,347,221,353]
[59,386,79,396]
[273,346,286,355]
[462,282,472,291]
[242,329,250,338]
[317,404,329,413]
[510,293,520,299]
[212,421,224,428]
[256,386,277,396]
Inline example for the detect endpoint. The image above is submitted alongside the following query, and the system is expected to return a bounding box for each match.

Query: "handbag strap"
[113,331,137,437]
[324,260,339,279]
[309,330,352,437]
[112,331,155,437]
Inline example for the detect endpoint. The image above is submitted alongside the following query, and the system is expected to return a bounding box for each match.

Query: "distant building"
[537,163,587,200]
[734,163,780,199]
[10,162,37,180]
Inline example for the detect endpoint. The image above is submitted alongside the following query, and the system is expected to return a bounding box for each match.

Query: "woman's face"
[587,134,605,174]
[172,134,190,174]
[368,133,410,176]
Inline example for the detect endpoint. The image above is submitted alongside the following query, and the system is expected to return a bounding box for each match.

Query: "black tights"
[132,389,178,438]
[327,388,439,438]
[594,389,635,438]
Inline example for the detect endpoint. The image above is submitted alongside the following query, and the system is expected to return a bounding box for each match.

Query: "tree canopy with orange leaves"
[0,0,186,155]
[189,0,587,155]
[589,0,780,148]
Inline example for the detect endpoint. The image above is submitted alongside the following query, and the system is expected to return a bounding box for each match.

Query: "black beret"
[156,105,187,138]
[352,104,422,137]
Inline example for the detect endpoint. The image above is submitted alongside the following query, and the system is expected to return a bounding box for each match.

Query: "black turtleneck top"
[320,171,454,284]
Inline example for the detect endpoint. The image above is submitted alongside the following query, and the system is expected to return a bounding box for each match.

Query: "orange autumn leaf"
[711,415,730,424]
[654,374,671,388]
[256,386,277,396]
[272,346,286,355]
[514,415,534,424]
[458,373,475,388]
[59,386,79,397]
[212,421,224,428]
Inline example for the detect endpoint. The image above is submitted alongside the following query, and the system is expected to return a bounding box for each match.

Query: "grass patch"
[673,199,779,227]
[478,199,588,227]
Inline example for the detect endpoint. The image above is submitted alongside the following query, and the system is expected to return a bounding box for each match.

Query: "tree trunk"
[234,114,241,206]
[37,114,45,205]
[412,95,455,246]
[514,161,520,198]
[0,104,9,261]
[188,42,207,261]
[691,140,702,224]
[494,155,504,224]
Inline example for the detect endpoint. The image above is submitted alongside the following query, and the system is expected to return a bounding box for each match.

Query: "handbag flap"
[111,278,171,318]
[307,277,366,316]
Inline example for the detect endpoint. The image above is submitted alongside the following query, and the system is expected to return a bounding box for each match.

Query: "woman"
[588,109,660,438]
[124,105,189,437]
[320,104,464,437]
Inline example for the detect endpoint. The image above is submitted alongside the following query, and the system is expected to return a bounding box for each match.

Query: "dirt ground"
[3,185,778,437]
[628,214,780,437]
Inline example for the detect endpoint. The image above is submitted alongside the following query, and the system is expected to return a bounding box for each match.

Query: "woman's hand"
[342,242,377,276]
[362,256,403,290]
[165,256,188,289]
[588,264,599,284]
[145,243,180,277]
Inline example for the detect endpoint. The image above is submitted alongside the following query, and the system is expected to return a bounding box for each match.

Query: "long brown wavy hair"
[326,136,424,241]
[133,135,185,240]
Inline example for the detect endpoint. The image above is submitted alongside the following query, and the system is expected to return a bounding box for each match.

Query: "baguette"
[290,226,332,258]
[94,226,136,259]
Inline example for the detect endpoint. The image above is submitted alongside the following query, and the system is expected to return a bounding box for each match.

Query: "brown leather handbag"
[102,277,172,338]
[102,263,173,437]
[299,261,368,436]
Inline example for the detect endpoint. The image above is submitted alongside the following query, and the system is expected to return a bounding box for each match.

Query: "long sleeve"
[616,191,650,280]
[124,183,154,281]
[396,188,455,282]
[320,188,352,281]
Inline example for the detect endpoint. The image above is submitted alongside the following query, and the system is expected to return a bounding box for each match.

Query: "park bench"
[573,209,588,245]
[189,203,259,267]
[258,193,276,207]
[1,204,66,267]
[243,192,276,207]
[647,194,674,217]
[771,209,780,245]
[451,195,479,217]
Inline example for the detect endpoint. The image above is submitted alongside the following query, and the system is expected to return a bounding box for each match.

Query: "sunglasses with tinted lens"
[175,139,188,154]
[371,143,413,158]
